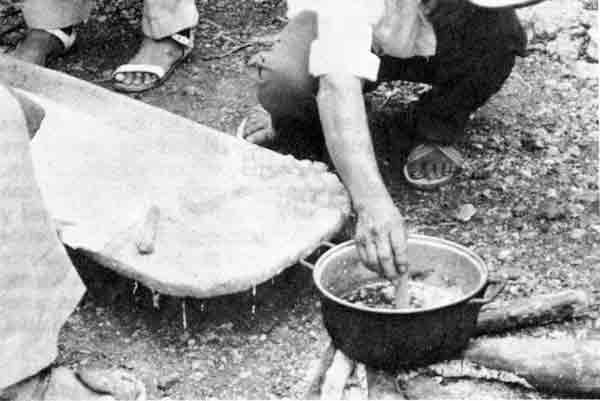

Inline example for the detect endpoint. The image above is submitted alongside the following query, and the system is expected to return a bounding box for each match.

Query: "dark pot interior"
[315,236,487,312]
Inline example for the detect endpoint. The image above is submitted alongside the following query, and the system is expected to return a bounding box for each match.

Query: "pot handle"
[468,278,506,305]
[299,241,336,269]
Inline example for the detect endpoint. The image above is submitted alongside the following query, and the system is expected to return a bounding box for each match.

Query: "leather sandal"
[403,143,464,190]
[111,28,195,93]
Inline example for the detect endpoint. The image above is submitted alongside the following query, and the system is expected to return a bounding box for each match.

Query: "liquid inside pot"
[341,280,464,310]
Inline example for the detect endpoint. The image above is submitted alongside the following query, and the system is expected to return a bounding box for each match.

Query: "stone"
[497,249,513,261]
[157,372,180,391]
[571,61,598,79]
[181,85,202,97]
[570,228,587,240]
[538,200,566,220]
[453,204,477,222]
[546,33,582,63]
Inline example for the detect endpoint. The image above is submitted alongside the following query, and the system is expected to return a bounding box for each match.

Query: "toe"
[433,161,444,179]
[245,130,268,144]
[114,72,125,82]
[122,72,135,85]
[443,161,453,176]
[143,72,155,86]
[425,162,436,179]
[134,72,145,86]
[409,163,425,180]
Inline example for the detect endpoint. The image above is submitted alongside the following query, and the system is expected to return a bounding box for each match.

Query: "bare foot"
[240,104,277,144]
[12,29,66,66]
[112,36,186,89]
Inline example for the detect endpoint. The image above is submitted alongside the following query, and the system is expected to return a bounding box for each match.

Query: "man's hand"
[316,72,409,280]
[355,200,409,280]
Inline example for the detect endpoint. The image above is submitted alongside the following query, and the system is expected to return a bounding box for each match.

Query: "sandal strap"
[407,143,464,167]
[112,64,166,79]
[42,28,77,51]
[436,145,464,167]
[170,28,195,57]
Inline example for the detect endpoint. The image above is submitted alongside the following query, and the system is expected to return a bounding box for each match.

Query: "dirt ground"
[1,0,599,399]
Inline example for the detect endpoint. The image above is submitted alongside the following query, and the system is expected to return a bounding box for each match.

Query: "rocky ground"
[1,0,598,399]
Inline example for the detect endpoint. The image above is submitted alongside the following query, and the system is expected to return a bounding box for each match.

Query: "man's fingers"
[245,129,274,144]
[375,233,397,280]
[364,239,380,275]
[357,236,380,275]
[356,239,370,270]
[390,228,409,274]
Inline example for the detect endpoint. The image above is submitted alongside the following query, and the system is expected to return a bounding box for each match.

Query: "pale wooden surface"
[0,58,350,298]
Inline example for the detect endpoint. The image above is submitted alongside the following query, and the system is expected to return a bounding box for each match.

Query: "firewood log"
[307,291,593,399]
[344,363,368,400]
[464,337,600,396]
[476,290,589,335]
[320,350,355,400]
[306,343,336,400]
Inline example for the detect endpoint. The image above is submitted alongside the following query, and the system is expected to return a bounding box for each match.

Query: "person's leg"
[381,4,524,183]
[13,0,90,65]
[242,11,321,147]
[112,0,199,91]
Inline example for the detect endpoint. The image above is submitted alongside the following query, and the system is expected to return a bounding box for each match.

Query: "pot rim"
[313,235,489,315]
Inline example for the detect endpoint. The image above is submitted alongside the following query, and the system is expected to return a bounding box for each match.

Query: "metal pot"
[303,235,505,370]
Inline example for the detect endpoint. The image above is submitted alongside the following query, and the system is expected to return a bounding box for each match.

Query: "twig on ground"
[200,18,226,31]
[200,42,253,61]
[215,31,239,45]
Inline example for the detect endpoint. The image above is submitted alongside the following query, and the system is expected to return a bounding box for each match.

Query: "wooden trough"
[0,57,350,298]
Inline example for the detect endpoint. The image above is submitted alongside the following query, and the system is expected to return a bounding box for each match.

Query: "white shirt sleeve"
[287,0,383,82]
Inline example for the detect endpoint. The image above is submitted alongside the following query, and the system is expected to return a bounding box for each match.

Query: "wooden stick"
[200,43,253,61]
[305,343,336,400]
[475,290,589,335]
[135,205,160,255]
[344,363,368,400]
[393,275,410,309]
[321,351,355,400]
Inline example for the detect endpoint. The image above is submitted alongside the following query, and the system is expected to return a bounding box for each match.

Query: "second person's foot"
[112,29,194,93]
[12,28,74,66]
[238,104,277,144]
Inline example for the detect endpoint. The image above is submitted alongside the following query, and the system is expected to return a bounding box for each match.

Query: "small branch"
[215,31,238,45]
[199,18,225,31]
[200,42,253,61]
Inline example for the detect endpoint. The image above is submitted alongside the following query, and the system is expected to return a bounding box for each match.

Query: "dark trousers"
[253,2,526,145]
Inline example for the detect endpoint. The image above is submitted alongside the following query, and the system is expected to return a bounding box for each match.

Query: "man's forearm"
[317,74,392,210]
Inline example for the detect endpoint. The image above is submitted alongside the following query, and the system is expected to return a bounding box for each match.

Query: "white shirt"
[287,0,437,82]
